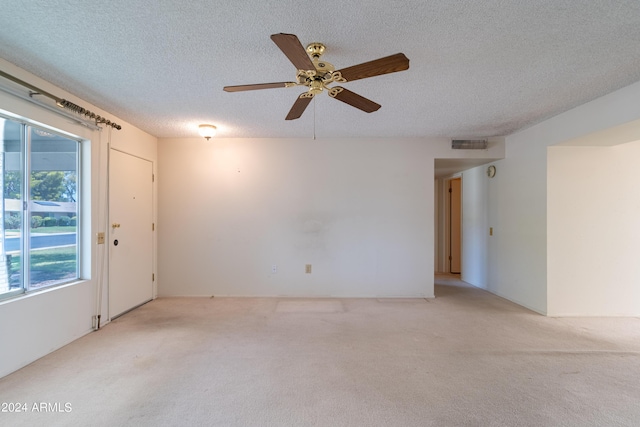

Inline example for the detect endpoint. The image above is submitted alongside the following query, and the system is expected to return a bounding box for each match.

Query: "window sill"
[0,279,89,306]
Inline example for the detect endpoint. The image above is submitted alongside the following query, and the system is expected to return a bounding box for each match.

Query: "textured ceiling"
[1,0,640,139]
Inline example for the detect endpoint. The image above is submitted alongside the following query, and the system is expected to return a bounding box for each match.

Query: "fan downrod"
[306,43,326,59]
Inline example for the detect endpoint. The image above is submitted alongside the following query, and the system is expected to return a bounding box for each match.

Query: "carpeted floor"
[1,275,640,426]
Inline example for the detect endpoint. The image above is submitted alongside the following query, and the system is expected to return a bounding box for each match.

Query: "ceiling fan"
[223,33,410,120]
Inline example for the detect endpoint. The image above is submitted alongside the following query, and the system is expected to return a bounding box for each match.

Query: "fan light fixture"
[198,124,217,140]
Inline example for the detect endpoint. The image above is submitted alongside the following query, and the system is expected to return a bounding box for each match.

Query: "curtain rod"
[0,84,100,131]
[0,69,122,130]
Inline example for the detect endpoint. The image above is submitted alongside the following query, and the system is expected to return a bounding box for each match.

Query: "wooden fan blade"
[223,82,294,92]
[271,33,315,71]
[336,53,409,82]
[329,87,381,113]
[285,94,313,120]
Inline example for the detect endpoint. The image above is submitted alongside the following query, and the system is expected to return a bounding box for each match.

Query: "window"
[1,114,80,299]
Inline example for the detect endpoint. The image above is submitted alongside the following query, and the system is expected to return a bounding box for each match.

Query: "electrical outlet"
[97,232,105,244]
[305,264,312,274]
[271,264,277,274]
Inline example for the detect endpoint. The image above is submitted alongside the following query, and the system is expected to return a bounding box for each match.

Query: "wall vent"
[451,139,488,150]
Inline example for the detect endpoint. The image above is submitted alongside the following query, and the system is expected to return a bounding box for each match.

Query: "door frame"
[435,174,463,274]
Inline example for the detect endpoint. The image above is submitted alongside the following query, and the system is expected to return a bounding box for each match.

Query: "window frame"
[1,112,83,300]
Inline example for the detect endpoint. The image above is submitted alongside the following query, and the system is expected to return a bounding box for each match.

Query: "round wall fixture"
[487,165,496,178]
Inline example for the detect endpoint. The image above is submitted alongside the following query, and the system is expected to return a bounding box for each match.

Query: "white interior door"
[109,150,153,318]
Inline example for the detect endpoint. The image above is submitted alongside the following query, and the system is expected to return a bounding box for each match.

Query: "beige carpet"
[1,275,640,426]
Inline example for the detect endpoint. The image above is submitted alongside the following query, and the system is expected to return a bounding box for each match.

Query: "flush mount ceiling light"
[198,124,217,140]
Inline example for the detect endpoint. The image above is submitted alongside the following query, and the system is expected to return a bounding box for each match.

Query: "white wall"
[548,138,640,316]
[483,80,640,315]
[460,165,489,288]
[486,132,549,313]
[0,59,157,378]
[159,137,433,297]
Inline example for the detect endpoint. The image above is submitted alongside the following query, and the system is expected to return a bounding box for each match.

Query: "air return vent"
[451,139,488,150]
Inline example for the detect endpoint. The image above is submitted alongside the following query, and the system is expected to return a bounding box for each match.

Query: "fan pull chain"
[313,96,316,140]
